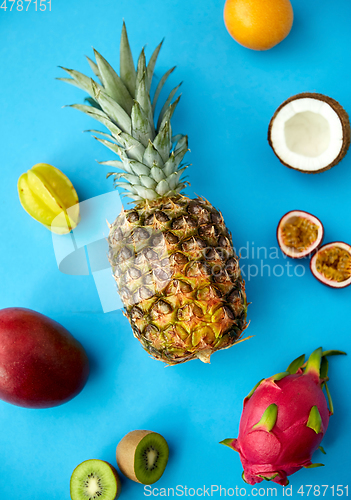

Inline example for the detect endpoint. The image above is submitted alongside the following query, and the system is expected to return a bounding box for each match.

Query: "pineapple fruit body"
[108,195,247,364]
[61,22,248,364]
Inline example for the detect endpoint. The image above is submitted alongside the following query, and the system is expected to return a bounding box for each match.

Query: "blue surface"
[1,0,351,498]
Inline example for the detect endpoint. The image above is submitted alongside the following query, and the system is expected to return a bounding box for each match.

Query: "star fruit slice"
[18,163,80,234]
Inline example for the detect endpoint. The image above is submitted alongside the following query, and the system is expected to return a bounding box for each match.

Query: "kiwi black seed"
[116,430,169,485]
[70,459,121,500]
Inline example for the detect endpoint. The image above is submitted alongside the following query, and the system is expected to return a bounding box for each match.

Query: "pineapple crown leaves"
[59,21,189,202]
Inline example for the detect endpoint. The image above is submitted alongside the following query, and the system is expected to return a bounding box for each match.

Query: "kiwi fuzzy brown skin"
[116,430,168,485]
[277,210,324,259]
[117,430,149,484]
[310,241,351,289]
[268,92,351,174]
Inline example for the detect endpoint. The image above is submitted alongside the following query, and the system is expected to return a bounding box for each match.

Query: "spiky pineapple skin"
[108,195,248,365]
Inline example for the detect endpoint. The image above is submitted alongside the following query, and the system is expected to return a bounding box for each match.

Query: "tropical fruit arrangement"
[268,93,351,174]
[59,22,249,365]
[0,308,89,408]
[223,0,294,51]
[221,348,345,486]
[2,2,350,497]
[18,163,80,234]
[277,210,351,288]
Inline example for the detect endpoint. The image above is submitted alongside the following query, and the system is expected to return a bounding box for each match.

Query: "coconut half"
[268,93,350,173]
[277,210,323,259]
[310,242,351,288]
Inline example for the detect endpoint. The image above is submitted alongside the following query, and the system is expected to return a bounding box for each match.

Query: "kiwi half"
[116,430,169,485]
[70,459,121,500]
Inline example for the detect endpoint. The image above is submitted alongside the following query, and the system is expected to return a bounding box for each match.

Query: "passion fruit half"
[310,242,351,288]
[277,210,324,259]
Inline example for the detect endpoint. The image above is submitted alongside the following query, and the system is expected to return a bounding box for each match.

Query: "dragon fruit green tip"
[221,347,346,486]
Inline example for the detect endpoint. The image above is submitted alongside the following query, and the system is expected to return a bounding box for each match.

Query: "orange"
[223,0,294,51]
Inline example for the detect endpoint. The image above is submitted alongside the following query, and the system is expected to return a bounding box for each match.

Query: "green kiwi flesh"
[70,459,121,500]
[134,433,169,484]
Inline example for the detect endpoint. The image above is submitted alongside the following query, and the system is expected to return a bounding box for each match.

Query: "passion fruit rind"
[277,210,324,259]
[310,242,351,288]
[268,92,351,174]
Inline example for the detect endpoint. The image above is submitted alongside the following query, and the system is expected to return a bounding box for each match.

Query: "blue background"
[1,0,351,498]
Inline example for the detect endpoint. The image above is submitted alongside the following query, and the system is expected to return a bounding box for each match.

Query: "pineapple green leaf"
[92,82,132,134]
[131,101,155,148]
[163,140,188,176]
[85,129,119,142]
[152,66,176,113]
[98,159,133,174]
[135,72,154,130]
[93,136,126,157]
[156,179,171,196]
[153,121,172,163]
[146,39,164,93]
[172,133,185,144]
[62,23,187,200]
[150,165,166,183]
[84,97,102,110]
[120,21,136,97]
[167,168,188,190]
[136,48,147,91]
[159,94,182,131]
[252,404,278,432]
[113,172,140,185]
[306,406,322,434]
[58,67,102,97]
[175,134,188,152]
[126,194,143,202]
[139,176,157,189]
[128,161,151,176]
[86,56,101,81]
[175,182,188,193]
[119,133,146,162]
[68,104,123,138]
[287,354,305,374]
[113,181,138,194]
[157,82,183,129]
[93,48,134,114]
[143,140,164,168]
[133,184,159,200]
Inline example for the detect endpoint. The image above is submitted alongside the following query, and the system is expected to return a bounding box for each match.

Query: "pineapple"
[60,23,248,365]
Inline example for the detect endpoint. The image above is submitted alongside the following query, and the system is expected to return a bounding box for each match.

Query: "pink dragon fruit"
[221,347,346,486]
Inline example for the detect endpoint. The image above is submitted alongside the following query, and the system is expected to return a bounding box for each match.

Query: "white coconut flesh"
[310,242,351,288]
[277,210,323,258]
[270,98,344,172]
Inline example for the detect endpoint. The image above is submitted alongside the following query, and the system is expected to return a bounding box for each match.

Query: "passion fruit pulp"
[310,242,351,288]
[277,210,324,259]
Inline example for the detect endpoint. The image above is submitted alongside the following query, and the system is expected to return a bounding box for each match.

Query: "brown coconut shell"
[116,430,153,483]
[268,92,351,174]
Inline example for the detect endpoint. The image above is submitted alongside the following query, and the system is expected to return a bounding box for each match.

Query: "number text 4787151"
[1,0,51,11]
